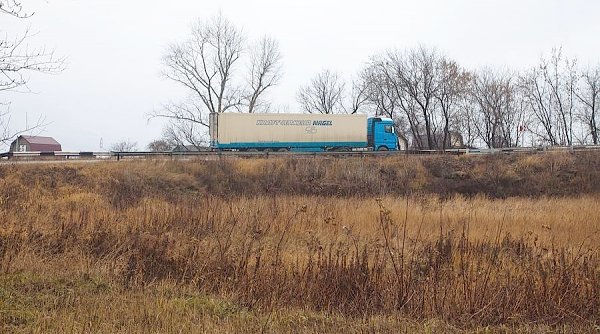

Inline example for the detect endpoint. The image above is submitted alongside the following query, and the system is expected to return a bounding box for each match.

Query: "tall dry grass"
[0,155,599,332]
[3,151,600,201]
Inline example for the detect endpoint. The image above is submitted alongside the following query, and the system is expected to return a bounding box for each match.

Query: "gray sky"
[4,0,599,151]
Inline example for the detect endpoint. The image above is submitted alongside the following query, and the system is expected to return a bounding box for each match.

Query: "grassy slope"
[2,273,588,334]
[0,153,599,333]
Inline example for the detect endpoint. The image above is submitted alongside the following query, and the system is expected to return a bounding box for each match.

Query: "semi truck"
[209,112,400,152]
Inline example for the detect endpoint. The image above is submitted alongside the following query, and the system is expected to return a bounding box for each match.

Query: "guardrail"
[2,145,600,161]
[0,151,112,160]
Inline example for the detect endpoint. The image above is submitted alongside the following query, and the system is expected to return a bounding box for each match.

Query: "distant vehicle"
[209,113,401,152]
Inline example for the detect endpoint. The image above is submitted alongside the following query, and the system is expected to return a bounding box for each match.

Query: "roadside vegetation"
[0,153,599,332]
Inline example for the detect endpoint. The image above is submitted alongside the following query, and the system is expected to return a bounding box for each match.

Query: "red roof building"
[9,135,62,152]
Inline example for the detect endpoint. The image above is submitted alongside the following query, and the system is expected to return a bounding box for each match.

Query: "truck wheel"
[263,148,273,152]
[248,149,259,152]
[378,146,389,151]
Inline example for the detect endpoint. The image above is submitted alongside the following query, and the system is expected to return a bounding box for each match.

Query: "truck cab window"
[384,125,393,133]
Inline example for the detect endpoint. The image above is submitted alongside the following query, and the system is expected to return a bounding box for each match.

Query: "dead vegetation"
[0,153,599,332]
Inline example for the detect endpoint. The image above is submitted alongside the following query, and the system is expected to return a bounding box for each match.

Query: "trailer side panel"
[214,113,367,150]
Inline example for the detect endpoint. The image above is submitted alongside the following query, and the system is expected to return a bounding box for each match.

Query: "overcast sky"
[4,0,600,151]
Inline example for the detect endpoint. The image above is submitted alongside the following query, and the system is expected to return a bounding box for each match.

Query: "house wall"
[9,139,29,152]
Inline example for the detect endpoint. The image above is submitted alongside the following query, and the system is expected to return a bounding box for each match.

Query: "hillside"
[0,153,598,333]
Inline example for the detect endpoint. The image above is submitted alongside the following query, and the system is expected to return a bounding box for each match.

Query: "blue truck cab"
[367,117,399,151]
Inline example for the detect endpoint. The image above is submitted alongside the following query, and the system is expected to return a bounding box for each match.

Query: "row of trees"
[296,48,600,149]
[2,10,597,150]
[156,15,599,150]
[158,15,598,149]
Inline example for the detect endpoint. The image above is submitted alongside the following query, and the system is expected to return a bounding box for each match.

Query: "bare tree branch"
[157,14,283,144]
[360,61,400,118]
[521,48,578,146]
[1,28,65,93]
[1,3,65,146]
[347,77,369,114]
[246,36,282,113]
[575,65,600,144]
[110,139,138,152]
[0,0,32,18]
[434,59,470,149]
[147,139,174,152]
[162,119,207,150]
[470,69,526,148]
[161,14,244,116]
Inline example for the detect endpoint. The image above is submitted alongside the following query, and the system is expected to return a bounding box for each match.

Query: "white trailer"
[210,113,368,151]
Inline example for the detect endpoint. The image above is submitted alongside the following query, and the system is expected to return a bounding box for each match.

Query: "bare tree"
[161,118,207,150]
[360,61,400,118]
[544,49,578,145]
[435,59,470,149]
[375,58,417,146]
[575,65,600,144]
[521,49,577,145]
[373,47,442,149]
[521,69,554,145]
[384,48,441,148]
[111,139,138,152]
[471,69,526,148]
[454,97,479,148]
[246,36,282,113]
[153,14,283,147]
[359,59,417,141]
[147,139,173,152]
[347,77,370,114]
[297,69,345,114]
[396,47,440,149]
[160,14,244,118]
[1,2,64,145]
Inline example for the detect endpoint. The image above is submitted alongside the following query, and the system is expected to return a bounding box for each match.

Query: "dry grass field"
[0,153,599,333]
